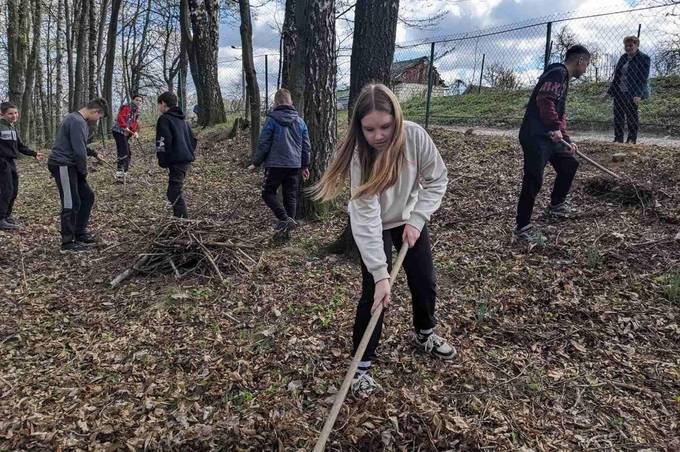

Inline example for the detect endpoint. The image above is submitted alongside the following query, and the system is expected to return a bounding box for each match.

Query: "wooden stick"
[314,243,409,451]
[560,140,621,179]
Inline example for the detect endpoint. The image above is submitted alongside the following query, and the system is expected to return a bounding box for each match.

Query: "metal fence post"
[265,54,269,112]
[425,42,436,130]
[478,53,485,94]
[544,21,552,70]
[637,24,641,38]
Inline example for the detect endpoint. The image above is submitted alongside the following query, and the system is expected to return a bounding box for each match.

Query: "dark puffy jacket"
[607,51,651,99]
[155,107,197,168]
[252,105,311,168]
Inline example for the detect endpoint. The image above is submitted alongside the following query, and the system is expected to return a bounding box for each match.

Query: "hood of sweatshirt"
[165,106,186,120]
[268,105,299,127]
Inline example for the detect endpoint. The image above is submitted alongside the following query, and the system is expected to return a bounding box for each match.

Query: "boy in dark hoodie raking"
[513,45,591,244]
[248,89,311,233]
[155,91,196,218]
[0,102,45,231]
[48,98,108,252]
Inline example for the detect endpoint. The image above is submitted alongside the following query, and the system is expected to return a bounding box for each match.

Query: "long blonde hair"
[313,83,406,201]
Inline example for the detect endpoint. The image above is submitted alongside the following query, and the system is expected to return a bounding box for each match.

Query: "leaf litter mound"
[0,129,678,450]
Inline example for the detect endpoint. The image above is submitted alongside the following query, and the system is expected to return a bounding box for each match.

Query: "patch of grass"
[586,247,603,269]
[662,269,680,303]
[475,301,488,323]
[315,288,346,328]
[402,75,680,135]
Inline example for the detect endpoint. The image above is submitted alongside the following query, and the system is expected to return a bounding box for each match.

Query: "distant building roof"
[390,57,429,79]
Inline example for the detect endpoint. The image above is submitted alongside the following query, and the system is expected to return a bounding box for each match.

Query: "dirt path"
[440,124,680,148]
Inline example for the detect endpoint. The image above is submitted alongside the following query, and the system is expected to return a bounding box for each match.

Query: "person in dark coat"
[249,88,311,233]
[604,35,651,144]
[155,91,197,218]
[513,45,591,244]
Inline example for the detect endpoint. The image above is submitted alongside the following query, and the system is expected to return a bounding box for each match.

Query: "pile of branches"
[110,217,260,287]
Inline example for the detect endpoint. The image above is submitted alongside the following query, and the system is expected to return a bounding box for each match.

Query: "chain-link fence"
[391,3,680,138]
[218,3,680,138]
[218,53,282,117]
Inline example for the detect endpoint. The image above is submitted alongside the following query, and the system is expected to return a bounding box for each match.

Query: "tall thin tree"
[238,0,260,155]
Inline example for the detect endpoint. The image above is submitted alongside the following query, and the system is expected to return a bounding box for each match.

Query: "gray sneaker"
[0,218,20,230]
[547,202,574,218]
[414,332,457,360]
[513,224,546,245]
[351,373,379,398]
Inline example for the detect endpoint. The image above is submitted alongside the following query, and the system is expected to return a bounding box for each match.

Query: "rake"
[314,243,409,451]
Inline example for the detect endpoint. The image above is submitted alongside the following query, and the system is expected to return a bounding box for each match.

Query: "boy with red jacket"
[112,94,142,181]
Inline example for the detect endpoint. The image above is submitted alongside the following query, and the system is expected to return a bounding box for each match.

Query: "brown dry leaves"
[0,128,678,450]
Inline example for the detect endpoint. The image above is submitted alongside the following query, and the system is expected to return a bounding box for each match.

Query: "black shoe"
[76,233,98,244]
[613,139,624,144]
[626,138,637,144]
[5,216,19,225]
[60,241,90,253]
[0,218,20,230]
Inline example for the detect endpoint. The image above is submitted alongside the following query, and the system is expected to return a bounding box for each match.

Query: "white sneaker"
[351,373,379,398]
[115,171,124,181]
[414,332,457,360]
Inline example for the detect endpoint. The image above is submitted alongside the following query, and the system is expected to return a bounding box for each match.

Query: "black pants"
[168,163,190,218]
[613,93,639,143]
[0,158,18,219]
[113,131,131,172]
[261,167,300,221]
[49,164,95,244]
[516,136,579,229]
[352,224,437,362]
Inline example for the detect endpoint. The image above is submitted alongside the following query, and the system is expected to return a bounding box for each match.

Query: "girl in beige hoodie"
[314,84,454,397]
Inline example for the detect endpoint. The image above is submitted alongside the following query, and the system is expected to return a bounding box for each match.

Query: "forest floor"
[1,125,679,450]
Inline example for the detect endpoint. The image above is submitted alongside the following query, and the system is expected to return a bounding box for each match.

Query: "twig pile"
[110,217,260,287]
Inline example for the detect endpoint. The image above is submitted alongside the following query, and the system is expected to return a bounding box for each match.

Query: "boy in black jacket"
[514,45,590,244]
[155,92,196,218]
[0,102,45,230]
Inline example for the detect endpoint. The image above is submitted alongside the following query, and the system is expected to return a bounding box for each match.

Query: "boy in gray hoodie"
[48,98,108,252]
[249,89,310,233]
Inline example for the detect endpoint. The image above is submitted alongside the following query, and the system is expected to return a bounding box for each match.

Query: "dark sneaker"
[0,219,20,230]
[351,373,379,398]
[283,217,299,232]
[613,139,624,144]
[76,233,98,244]
[60,241,90,253]
[5,216,19,225]
[275,217,298,232]
[512,224,546,245]
[547,202,574,218]
[626,138,637,145]
[414,332,457,360]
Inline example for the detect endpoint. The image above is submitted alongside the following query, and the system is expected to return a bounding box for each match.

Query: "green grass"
[402,75,680,135]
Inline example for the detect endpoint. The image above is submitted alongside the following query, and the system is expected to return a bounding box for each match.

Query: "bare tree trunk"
[21,0,42,143]
[239,0,260,156]
[95,0,110,90]
[65,0,75,110]
[103,0,122,131]
[348,0,399,114]
[37,52,49,145]
[72,0,89,110]
[7,0,29,107]
[299,0,336,219]
[88,0,97,98]
[55,0,64,131]
[281,0,309,113]
[182,0,226,126]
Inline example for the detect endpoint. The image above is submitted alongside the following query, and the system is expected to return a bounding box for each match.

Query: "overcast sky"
[216,0,675,98]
